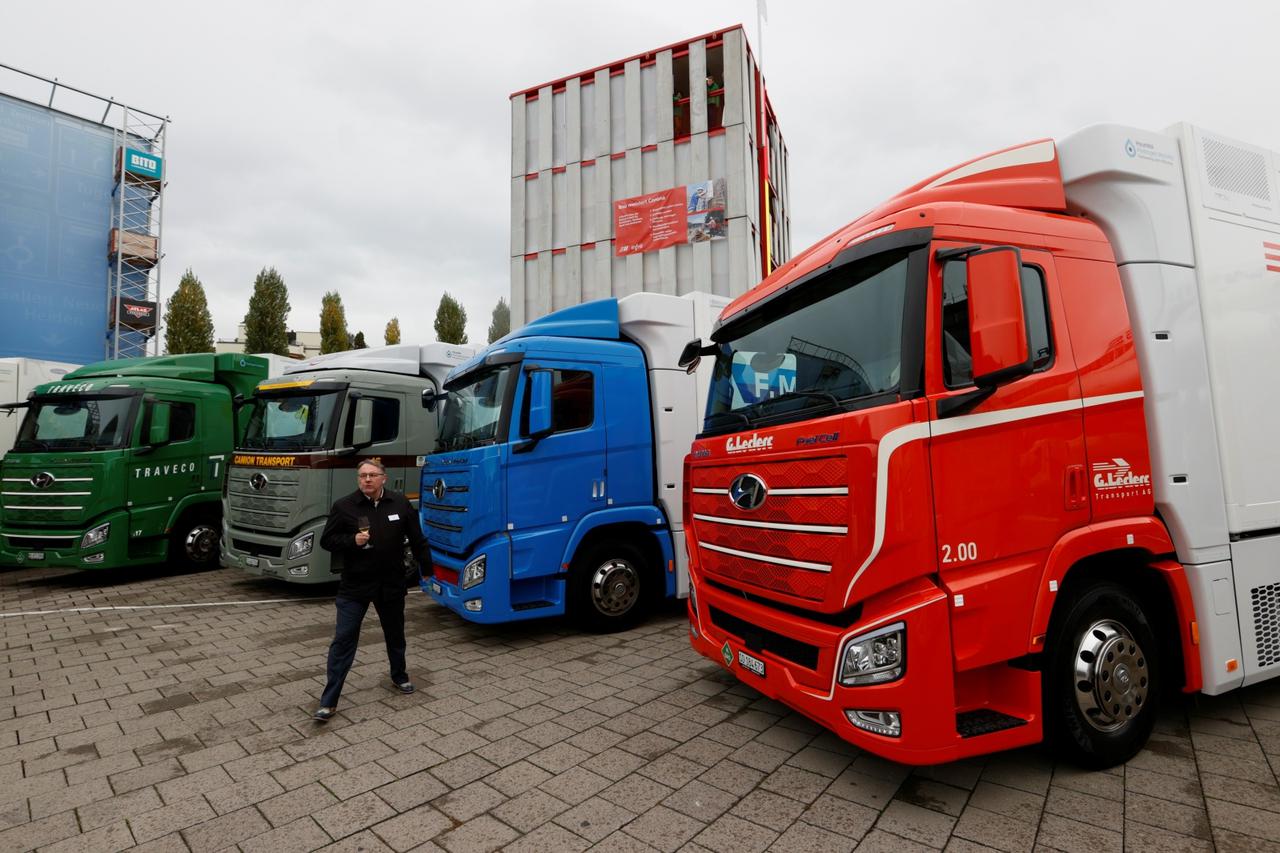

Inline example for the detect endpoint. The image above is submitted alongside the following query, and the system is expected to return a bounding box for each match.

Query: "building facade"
[509,25,790,326]
[214,325,319,359]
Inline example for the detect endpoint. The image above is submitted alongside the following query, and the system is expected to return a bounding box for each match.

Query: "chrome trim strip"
[2,477,93,482]
[1,491,91,496]
[700,541,832,572]
[2,505,83,511]
[1,533,76,541]
[693,513,847,535]
[693,486,847,496]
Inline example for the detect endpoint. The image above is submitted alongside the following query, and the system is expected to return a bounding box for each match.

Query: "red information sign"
[614,188,687,256]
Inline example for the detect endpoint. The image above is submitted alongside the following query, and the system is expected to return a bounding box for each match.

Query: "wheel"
[171,515,220,569]
[568,540,653,633]
[1044,582,1159,768]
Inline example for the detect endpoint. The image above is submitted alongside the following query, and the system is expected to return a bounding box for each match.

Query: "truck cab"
[422,292,725,629]
[0,353,266,569]
[222,343,472,584]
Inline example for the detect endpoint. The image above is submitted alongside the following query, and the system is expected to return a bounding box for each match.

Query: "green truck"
[0,353,269,569]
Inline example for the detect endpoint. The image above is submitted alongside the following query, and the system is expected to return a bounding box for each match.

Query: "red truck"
[683,122,1280,767]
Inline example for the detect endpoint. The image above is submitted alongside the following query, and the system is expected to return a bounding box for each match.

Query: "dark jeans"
[319,592,407,708]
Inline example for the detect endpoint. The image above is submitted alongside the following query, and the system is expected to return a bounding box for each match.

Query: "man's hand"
[355,530,370,547]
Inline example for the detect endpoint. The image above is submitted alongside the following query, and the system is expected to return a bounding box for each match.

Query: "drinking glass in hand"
[358,516,371,548]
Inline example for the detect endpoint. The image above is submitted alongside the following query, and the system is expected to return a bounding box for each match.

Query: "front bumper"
[222,519,335,584]
[423,533,562,624]
[688,570,1041,765]
[0,508,134,569]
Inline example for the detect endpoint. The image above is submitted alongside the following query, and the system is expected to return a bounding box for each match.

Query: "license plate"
[244,556,259,567]
[27,551,44,561]
[430,581,442,595]
[737,649,766,677]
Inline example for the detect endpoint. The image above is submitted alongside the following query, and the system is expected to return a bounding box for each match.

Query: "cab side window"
[169,402,197,442]
[551,370,593,433]
[370,397,400,443]
[941,261,1053,389]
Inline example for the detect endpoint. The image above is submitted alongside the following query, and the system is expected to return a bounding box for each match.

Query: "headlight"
[839,622,905,686]
[81,522,110,549]
[462,554,486,589]
[288,532,314,559]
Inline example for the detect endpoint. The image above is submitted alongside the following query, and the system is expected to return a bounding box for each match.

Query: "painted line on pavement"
[0,598,330,618]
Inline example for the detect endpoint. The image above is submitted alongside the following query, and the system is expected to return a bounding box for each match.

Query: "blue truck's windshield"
[241,390,343,451]
[705,250,911,432]
[14,395,139,452]
[437,366,513,452]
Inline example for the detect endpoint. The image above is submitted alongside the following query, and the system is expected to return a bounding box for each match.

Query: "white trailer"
[0,359,79,455]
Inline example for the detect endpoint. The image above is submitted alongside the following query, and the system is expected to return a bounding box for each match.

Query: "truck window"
[170,402,196,442]
[941,261,1052,388]
[551,370,593,433]
[370,397,399,443]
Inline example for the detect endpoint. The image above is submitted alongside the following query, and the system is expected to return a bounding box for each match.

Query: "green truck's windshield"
[705,250,911,432]
[241,390,343,451]
[437,366,513,452]
[14,395,139,452]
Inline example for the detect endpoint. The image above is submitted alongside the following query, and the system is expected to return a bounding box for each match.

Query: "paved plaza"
[2,563,1280,852]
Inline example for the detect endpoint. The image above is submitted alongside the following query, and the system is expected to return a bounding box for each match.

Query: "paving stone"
[28,776,113,820]
[239,816,332,853]
[600,773,674,812]
[664,779,738,822]
[204,772,287,815]
[896,776,971,817]
[554,794,637,842]
[129,795,218,843]
[374,768,450,813]
[771,820,858,853]
[621,804,705,852]
[491,787,571,833]
[1205,796,1280,843]
[1035,812,1122,853]
[321,761,396,800]
[431,753,499,789]
[433,780,505,823]
[874,799,957,848]
[581,747,648,781]
[854,829,936,851]
[317,828,396,853]
[691,812,779,853]
[951,805,1036,853]
[506,821,593,853]
[37,820,135,853]
[369,803,452,851]
[260,781,339,827]
[729,787,806,831]
[827,766,904,810]
[436,814,519,852]
[180,804,272,853]
[0,810,79,851]
[1122,821,1215,852]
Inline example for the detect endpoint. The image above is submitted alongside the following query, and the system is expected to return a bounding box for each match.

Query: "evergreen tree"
[433,292,468,345]
[384,316,401,345]
[319,291,350,354]
[242,267,291,355]
[163,268,215,354]
[353,331,367,349]
[487,297,511,344]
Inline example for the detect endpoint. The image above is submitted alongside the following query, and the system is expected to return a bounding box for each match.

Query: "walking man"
[313,459,430,721]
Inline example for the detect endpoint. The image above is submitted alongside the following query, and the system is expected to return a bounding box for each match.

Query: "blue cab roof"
[447,298,621,382]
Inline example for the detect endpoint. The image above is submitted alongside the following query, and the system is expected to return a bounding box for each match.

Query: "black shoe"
[312,706,335,722]
[394,680,415,695]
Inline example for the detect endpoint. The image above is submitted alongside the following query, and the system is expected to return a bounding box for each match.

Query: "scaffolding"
[0,63,169,360]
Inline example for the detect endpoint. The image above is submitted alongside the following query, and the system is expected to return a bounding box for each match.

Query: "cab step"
[956,709,1029,739]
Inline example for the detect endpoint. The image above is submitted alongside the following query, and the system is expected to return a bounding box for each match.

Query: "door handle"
[1064,464,1087,511]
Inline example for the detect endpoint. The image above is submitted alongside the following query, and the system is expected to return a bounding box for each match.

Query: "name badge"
[388,513,400,521]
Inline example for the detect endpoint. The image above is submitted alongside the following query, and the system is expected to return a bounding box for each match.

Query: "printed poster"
[614,178,727,256]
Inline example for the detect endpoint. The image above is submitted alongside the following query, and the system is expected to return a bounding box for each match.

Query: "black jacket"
[320,488,429,601]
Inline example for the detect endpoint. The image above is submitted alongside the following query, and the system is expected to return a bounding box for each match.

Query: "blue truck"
[419,292,726,630]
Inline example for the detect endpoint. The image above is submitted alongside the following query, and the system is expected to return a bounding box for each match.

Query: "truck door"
[361,393,409,489]
[505,364,605,576]
[926,245,1088,669]
[128,397,202,540]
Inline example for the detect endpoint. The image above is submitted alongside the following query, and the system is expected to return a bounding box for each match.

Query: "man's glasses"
[358,473,385,479]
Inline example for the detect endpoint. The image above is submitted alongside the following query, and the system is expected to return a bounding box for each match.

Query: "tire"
[171,514,220,569]
[1044,582,1160,769]
[568,540,653,633]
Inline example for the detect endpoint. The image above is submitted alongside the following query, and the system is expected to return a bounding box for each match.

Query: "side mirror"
[967,247,1032,388]
[527,369,554,438]
[351,397,374,448]
[147,401,172,446]
[678,338,704,374]
[422,388,438,411]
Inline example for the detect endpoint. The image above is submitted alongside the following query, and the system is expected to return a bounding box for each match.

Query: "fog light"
[288,532,314,559]
[464,598,482,612]
[839,622,905,686]
[82,553,105,564]
[288,565,309,577]
[81,522,110,549]
[462,554,486,589]
[845,709,901,738]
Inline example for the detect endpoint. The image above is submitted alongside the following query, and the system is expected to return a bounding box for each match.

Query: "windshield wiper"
[705,410,751,430]
[756,390,843,412]
[15,439,49,451]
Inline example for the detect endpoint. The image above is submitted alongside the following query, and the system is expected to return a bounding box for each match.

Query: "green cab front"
[0,353,264,569]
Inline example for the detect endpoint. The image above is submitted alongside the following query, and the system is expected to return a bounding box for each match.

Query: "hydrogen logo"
[1124,139,1137,158]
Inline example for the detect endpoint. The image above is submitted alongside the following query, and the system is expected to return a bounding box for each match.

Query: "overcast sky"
[3,1,1278,347]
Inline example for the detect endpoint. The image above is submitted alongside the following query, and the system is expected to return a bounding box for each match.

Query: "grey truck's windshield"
[241,390,343,451]
[704,250,912,434]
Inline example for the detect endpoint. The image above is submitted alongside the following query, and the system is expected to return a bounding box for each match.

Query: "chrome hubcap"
[590,559,639,616]
[1074,619,1148,732]
[185,525,218,562]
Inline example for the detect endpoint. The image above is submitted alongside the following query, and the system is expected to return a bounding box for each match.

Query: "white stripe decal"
[922,139,1055,190]
[700,541,832,572]
[694,513,847,535]
[844,391,1144,601]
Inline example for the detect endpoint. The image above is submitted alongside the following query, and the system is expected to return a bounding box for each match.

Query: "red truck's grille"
[690,455,849,603]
